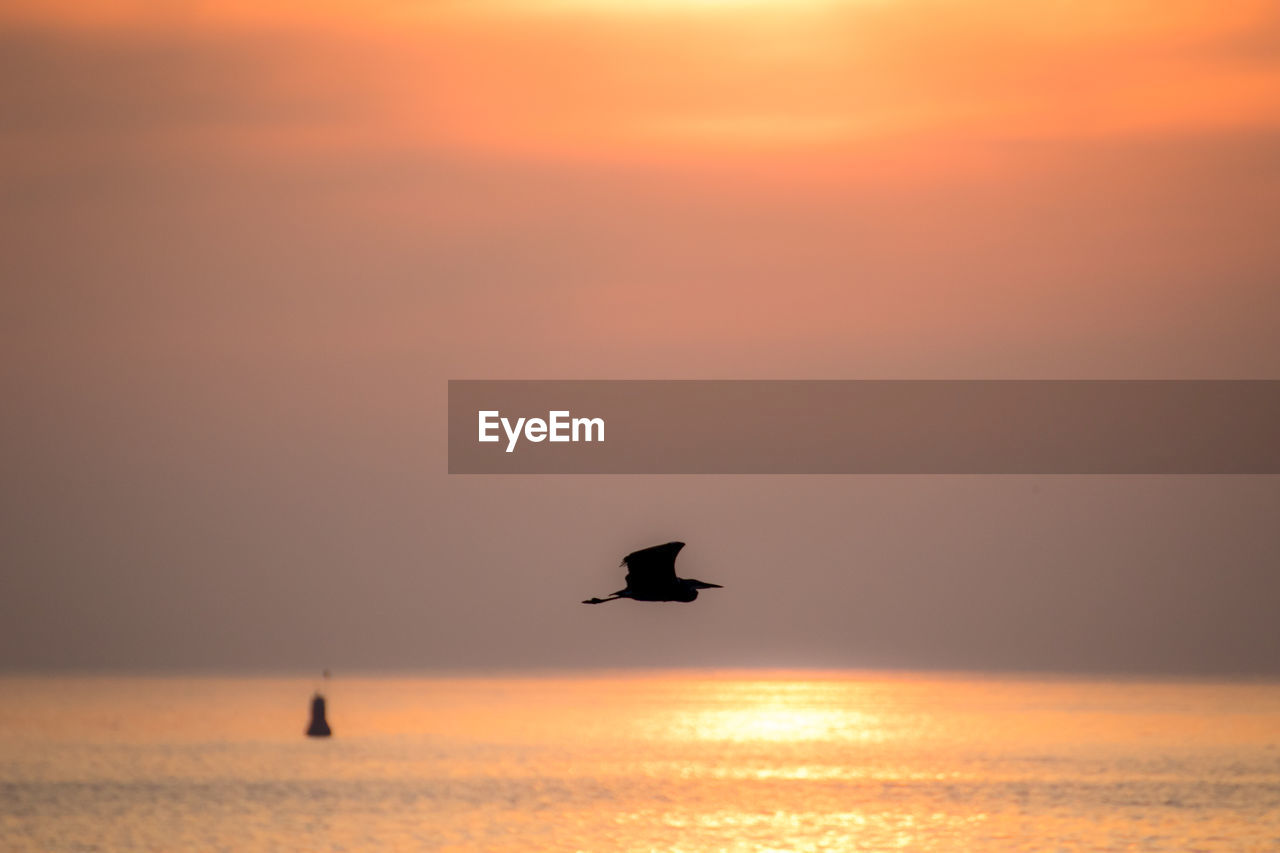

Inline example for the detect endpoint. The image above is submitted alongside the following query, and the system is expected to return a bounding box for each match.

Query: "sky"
[2,0,1278,673]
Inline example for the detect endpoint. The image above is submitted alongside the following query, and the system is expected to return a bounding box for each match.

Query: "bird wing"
[622,541,685,592]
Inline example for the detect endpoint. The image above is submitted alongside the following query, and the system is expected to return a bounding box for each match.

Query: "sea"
[2,672,1278,851]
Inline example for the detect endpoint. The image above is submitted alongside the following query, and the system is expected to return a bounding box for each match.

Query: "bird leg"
[581,595,620,604]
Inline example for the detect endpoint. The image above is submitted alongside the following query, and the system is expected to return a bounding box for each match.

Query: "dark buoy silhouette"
[307,670,333,737]
[306,691,332,737]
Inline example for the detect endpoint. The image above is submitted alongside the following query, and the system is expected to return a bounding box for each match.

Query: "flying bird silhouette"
[582,541,723,604]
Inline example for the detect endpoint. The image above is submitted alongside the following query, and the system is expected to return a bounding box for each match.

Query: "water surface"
[2,672,1278,851]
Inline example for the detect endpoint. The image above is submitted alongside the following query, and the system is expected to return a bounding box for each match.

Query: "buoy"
[306,692,332,737]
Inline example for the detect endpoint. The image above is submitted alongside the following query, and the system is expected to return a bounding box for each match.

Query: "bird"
[582,541,723,604]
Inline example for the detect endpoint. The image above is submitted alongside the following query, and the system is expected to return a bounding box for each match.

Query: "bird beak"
[692,581,723,589]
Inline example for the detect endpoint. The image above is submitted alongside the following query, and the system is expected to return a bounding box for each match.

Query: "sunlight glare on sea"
[2,671,1278,851]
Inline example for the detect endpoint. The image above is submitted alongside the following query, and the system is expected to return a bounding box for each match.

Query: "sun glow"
[655,680,889,743]
[538,0,851,10]
[691,706,864,741]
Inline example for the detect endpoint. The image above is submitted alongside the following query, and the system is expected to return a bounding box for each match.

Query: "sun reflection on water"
[641,677,891,745]
[679,704,882,743]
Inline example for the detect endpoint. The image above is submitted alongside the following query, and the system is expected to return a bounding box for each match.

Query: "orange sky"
[4,0,1278,375]
[2,1,1278,671]
[6,0,1280,161]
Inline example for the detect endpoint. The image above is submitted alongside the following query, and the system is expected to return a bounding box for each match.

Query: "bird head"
[675,578,723,601]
